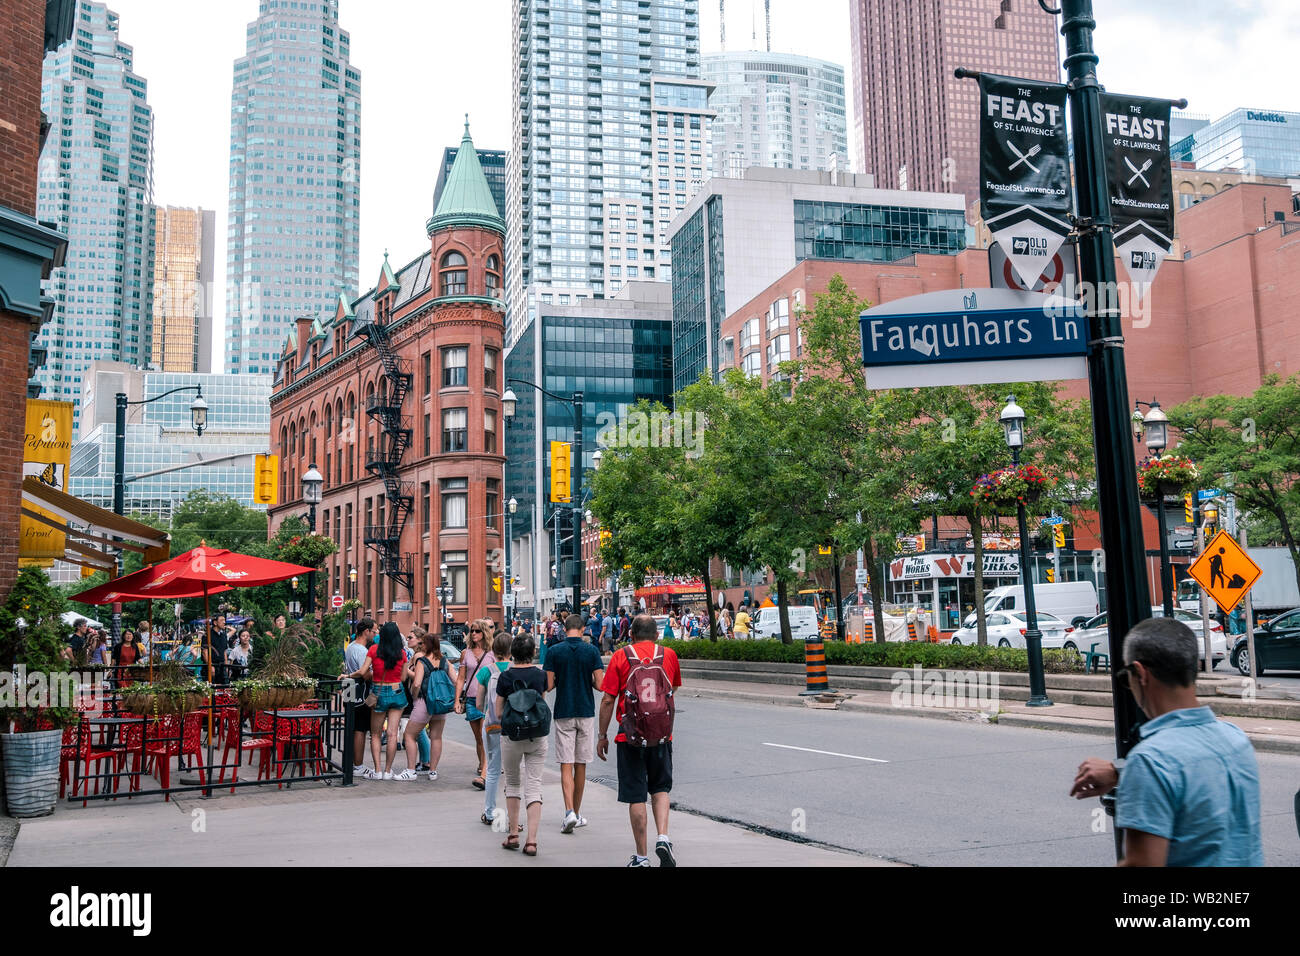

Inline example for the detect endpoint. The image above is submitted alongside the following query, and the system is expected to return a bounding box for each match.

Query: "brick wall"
[0,0,48,605]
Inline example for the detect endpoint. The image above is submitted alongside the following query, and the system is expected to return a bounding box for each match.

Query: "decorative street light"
[1000,395,1051,708]
[506,497,517,624]
[1133,399,1175,617]
[437,561,452,640]
[348,566,357,635]
[296,463,324,617]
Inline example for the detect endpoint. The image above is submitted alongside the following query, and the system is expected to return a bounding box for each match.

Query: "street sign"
[1197,488,1222,500]
[504,591,515,608]
[1186,530,1262,614]
[854,568,869,586]
[391,601,412,612]
[989,240,1077,294]
[1040,515,1065,526]
[859,288,1088,390]
[331,593,343,610]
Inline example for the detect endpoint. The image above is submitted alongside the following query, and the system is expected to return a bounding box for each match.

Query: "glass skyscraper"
[35,0,155,437]
[1175,108,1300,180]
[506,0,702,348]
[152,206,216,373]
[702,51,847,177]
[225,0,361,376]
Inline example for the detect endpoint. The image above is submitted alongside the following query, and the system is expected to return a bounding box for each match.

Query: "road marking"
[762,742,888,763]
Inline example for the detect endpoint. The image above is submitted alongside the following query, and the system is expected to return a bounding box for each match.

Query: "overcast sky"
[97,0,1299,372]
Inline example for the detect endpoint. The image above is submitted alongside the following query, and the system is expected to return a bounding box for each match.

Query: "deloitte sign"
[1246,110,1288,124]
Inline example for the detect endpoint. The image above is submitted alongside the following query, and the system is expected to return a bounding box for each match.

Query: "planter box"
[119,690,209,716]
[1,729,63,818]
[237,686,314,713]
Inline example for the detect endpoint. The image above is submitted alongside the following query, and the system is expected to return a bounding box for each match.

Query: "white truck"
[1178,546,1300,621]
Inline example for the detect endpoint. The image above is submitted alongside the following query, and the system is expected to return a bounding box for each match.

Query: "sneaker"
[415,762,430,772]
[574,816,588,829]
[393,769,419,781]
[655,838,676,868]
[626,855,651,867]
[427,769,438,781]
[560,810,579,834]
[380,771,393,780]
[355,766,374,780]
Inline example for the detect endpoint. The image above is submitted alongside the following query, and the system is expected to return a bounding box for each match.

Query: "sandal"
[472,777,486,790]
[501,835,520,851]
[481,812,494,826]
[523,842,538,856]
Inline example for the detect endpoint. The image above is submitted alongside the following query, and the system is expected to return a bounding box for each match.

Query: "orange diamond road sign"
[1187,530,1262,614]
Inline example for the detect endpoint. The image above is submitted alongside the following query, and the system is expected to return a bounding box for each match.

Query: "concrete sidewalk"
[682,677,1300,755]
[6,736,887,867]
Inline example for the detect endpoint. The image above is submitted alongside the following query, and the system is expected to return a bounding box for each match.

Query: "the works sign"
[889,553,1021,581]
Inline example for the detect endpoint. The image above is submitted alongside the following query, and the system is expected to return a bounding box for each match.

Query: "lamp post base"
[1025,695,1055,708]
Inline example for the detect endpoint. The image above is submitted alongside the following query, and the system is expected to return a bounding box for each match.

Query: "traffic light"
[254,453,279,505]
[1184,493,1193,524]
[549,441,571,503]
[1046,567,1056,583]
[492,576,502,593]
[1053,525,1065,549]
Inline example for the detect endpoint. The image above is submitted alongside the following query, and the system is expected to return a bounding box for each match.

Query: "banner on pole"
[19,399,74,562]
[1101,93,1174,297]
[978,74,1073,290]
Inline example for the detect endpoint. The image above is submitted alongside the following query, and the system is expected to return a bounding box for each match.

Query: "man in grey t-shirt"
[339,618,376,777]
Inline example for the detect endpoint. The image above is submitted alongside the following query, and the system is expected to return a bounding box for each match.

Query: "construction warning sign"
[1186,530,1262,614]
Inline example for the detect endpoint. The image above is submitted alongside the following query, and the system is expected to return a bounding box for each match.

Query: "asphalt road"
[571,698,1300,867]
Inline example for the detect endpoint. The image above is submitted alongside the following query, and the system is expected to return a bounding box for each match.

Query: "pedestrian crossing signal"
[1184,493,1193,524]
[253,454,278,505]
[1052,525,1065,548]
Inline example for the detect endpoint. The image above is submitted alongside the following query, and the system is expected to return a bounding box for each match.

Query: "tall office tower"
[435,146,508,227]
[151,206,216,373]
[506,0,702,348]
[849,0,1059,200]
[226,0,361,375]
[34,0,155,436]
[702,51,847,177]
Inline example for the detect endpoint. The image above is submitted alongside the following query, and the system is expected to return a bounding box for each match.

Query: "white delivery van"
[964,582,1100,629]
[752,606,820,641]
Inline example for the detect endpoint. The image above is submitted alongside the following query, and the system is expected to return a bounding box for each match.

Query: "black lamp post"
[1000,395,1052,707]
[436,562,452,641]
[1132,400,1175,618]
[506,496,517,624]
[301,463,323,617]
[502,380,592,614]
[348,566,357,635]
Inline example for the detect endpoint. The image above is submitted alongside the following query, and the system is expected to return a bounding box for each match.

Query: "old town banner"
[19,399,73,563]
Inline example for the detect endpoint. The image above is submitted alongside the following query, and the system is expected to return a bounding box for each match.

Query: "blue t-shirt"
[1115,706,1264,866]
[543,636,604,720]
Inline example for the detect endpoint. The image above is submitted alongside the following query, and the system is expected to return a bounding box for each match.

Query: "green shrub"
[659,638,1083,673]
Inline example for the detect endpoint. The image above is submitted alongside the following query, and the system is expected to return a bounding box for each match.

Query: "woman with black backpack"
[497,632,550,857]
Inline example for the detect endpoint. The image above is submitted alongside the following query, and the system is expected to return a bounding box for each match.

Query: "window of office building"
[443,408,467,452]
[441,478,467,529]
[484,348,498,390]
[442,550,468,604]
[440,250,467,296]
[442,346,468,387]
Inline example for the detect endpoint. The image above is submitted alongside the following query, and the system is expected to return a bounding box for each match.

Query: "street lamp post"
[503,381,594,615]
[437,562,451,642]
[507,497,517,625]
[301,463,323,618]
[1132,400,1175,618]
[348,566,357,635]
[1000,396,1052,708]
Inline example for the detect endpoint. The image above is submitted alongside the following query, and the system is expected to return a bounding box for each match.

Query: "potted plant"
[970,464,1055,510]
[1137,453,1200,499]
[118,657,212,716]
[0,568,82,817]
[232,620,320,713]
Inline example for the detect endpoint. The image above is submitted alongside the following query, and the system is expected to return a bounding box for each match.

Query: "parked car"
[1070,607,1226,665]
[966,581,1099,629]
[1231,607,1300,676]
[949,610,1070,649]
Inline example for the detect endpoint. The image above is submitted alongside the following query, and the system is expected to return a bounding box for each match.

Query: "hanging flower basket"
[232,677,318,714]
[970,464,1054,510]
[118,681,213,716]
[1137,454,1199,498]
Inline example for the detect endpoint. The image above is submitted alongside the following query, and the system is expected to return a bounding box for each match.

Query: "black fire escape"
[361,319,415,596]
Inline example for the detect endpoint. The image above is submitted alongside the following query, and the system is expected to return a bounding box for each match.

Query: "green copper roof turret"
[427,117,505,236]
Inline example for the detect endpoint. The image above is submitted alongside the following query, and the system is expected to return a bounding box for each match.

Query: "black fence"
[63,670,356,804]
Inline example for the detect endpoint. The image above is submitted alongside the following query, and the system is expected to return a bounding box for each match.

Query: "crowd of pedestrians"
[334,608,682,865]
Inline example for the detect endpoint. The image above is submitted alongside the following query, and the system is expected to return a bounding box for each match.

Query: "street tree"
[1170,375,1300,596]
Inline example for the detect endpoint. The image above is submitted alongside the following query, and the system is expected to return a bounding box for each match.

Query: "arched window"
[440,251,467,296]
[485,253,501,297]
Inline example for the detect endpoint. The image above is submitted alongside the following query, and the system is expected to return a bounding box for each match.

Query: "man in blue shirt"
[1070,616,1263,866]
[545,613,605,834]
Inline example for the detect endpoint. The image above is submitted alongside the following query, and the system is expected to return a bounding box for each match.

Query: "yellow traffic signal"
[549,441,571,503]
[1046,568,1056,583]
[254,453,279,505]
[492,576,502,593]
[1053,525,1065,549]
[1184,494,1193,524]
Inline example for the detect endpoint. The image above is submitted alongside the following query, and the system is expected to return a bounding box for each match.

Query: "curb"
[683,685,1300,754]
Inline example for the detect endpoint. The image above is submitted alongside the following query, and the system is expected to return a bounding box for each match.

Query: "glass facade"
[35,1,155,437]
[670,207,707,392]
[225,0,361,376]
[69,371,272,520]
[702,51,847,176]
[505,0,702,347]
[793,201,966,262]
[152,206,216,373]
[1181,108,1300,179]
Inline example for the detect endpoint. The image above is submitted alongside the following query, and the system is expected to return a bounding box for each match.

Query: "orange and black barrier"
[799,638,831,695]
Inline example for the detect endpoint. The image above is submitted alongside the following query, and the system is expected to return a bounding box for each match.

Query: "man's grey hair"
[1123,616,1199,688]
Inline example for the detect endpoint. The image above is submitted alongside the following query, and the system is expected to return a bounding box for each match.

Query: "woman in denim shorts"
[455,620,496,789]
[356,622,409,779]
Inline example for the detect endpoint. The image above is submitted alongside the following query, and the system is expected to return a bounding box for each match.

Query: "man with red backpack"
[596,613,682,867]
